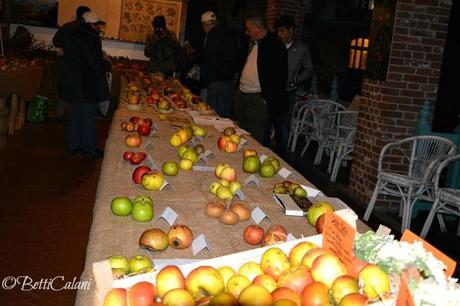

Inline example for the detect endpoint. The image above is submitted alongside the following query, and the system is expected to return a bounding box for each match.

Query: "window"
[348,38,369,70]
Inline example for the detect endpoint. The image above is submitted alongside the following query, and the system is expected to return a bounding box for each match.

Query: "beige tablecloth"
[75,79,369,306]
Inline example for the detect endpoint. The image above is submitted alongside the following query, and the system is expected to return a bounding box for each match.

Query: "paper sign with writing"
[278,167,292,179]
[376,224,392,236]
[251,207,268,224]
[244,175,261,188]
[192,234,212,256]
[234,189,245,200]
[322,212,356,272]
[192,165,215,172]
[156,207,178,226]
[401,230,456,277]
[396,271,415,306]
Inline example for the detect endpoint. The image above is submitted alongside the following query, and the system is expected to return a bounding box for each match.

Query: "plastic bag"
[27,95,51,123]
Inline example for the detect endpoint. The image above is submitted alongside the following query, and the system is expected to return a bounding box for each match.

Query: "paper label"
[259,154,268,163]
[244,175,261,188]
[401,230,456,277]
[236,138,248,152]
[192,165,215,172]
[376,224,392,236]
[203,149,215,158]
[251,207,268,224]
[234,189,245,200]
[322,212,356,272]
[155,207,178,226]
[287,233,296,241]
[159,179,173,191]
[300,185,321,197]
[196,154,208,164]
[278,167,292,179]
[192,234,211,256]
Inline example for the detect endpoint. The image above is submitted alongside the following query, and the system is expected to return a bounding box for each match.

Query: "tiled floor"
[0,117,458,306]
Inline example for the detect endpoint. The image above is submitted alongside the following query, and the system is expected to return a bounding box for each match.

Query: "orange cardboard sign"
[401,230,456,277]
[396,272,415,306]
[322,212,356,271]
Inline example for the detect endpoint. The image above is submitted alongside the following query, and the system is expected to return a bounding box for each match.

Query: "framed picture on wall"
[11,0,59,28]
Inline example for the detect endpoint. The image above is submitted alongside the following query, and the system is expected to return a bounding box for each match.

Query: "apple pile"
[273,181,308,198]
[169,126,194,147]
[111,195,154,222]
[217,127,241,153]
[132,166,165,191]
[121,116,153,136]
[103,241,390,306]
[108,254,153,278]
[209,163,241,201]
[243,224,288,247]
[205,200,251,225]
[123,151,147,165]
[139,224,193,252]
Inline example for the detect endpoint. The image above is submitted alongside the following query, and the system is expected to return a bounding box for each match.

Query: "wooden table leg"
[8,94,18,135]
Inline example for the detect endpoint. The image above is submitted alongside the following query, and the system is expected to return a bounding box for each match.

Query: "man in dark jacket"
[61,11,109,158]
[234,12,288,155]
[200,11,239,118]
[52,6,90,48]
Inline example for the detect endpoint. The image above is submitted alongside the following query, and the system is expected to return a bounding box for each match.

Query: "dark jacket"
[257,31,289,113]
[60,24,110,103]
[144,31,184,74]
[201,25,240,84]
[52,20,81,48]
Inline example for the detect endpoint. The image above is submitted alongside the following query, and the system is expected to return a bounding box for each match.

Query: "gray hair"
[245,12,268,30]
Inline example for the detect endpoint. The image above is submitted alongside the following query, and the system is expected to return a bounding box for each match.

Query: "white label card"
[244,175,261,188]
[155,207,178,226]
[160,179,174,191]
[234,189,245,200]
[259,154,268,163]
[251,207,268,224]
[192,165,215,172]
[278,167,292,179]
[236,138,248,152]
[376,224,392,236]
[287,233,297,241]
[192,234,212,256]
[196,154,208,164]
[300,185,321,197]
[203,149,215,158]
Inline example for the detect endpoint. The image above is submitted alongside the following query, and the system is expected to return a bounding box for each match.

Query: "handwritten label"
[192,234,212,256]
[278,167,292,179]
[322,212,356,272]
[251,207,268,224]
[156,207,178,225]
[244,175,261,188]
[192,165,215,172]
[401,230,456,277]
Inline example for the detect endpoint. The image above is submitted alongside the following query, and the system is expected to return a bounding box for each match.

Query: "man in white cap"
[200,11,240,118]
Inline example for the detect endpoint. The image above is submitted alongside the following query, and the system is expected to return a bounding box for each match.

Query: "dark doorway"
[433,2,460,132]
[184,0,219,50]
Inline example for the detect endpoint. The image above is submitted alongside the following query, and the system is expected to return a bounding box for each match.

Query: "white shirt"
[239,43,261,93]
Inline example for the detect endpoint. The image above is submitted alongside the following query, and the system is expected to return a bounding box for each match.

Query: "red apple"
[130,153,146,165]
[300,282,329,306]
[132,166,151,184]
[156,265,186,298]
[103,288,127,306]
[217,136,230,151]
[127,281,157,306]
[126,134,142,147]
[123,151,134,161]
[243,225,265,245]
[271,287,301,306]
[315,214,326,234]
[137,124,151,136]
[224,141,238,153]
[277,266,313,295]
[141,118,153,127]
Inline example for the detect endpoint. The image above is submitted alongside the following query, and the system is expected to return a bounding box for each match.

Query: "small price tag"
[251,207,268,224]
[376,224,392,236]
[300,185,321,197]
[259,154,268,163]
[159,179,174,191]
[322,212,356,272]
[401,230,456,277]
[244,175,261,188]
[203,149,215,158]
[237,138,248,152]
[192,165,215,172]
[156,207,178,226]
[277,167,292,179]
[196,154,208,164]
[287,233,297,241]
[234,189,245,200]
[192,234,212,256]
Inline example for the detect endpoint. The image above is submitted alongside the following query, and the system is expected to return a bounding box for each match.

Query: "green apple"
[108,255,130,272]
[133,195,153,205]
[209,181,221,194]
[216,185,233,200]
[264,157,280,173]
[306,201,334,226]
[111,196,133,216]
[132,199,154,222]
[162,161,179,176]
[182,149,198,163]
[259,163,276,178]
[178,145,188,158]
[129,255,153,273]
[293,187,307,198]
[243,156,260,173]
[229,181,242,194]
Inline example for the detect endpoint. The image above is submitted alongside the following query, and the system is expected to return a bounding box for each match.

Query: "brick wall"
[349,0,452,210]
[266,0,305,37]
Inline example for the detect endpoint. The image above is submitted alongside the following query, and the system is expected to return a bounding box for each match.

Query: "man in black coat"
[234,12,288,155]
[60,11,109,158]
[200,11,240,118]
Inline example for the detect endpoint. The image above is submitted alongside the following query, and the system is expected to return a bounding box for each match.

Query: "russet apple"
[185,266,225,300]
[271,287,301,306]
[226,274,251,298]
[253,274,277,293]
[331,275,359,304]
[223,127,236,136]
[103,288,127,306]
[162,288,195,306]
[310,253,348,288]
[156,265,185,298]
[238,284,272,306]
[277,266,313,295]
[128,281,156,306]
[288,241,317,267]
[260,247,290,281]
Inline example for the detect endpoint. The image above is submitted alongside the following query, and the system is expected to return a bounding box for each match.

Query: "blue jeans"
[67,102,98,153]
[207,80,234,118]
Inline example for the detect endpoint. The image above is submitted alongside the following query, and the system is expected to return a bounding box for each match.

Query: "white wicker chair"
[300,99,346,157]
[363,135,457,232]
[420,154,460,238]
[287,99,311,152]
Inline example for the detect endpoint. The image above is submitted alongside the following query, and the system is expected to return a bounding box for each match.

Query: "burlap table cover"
[75,81,369,306]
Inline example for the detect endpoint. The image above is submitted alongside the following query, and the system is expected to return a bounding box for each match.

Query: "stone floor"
[0,117,458,306]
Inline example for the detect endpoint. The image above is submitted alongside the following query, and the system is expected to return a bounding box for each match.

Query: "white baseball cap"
[82,11,106,25]
[201,11,216,23]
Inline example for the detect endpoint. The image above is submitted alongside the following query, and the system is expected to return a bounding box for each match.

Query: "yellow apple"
[271,287,301,306]
[226,274,251,298]
[239,261,264,282]
[162,288,195,306]
[185,266,225,300]
[331,275,359,304]
[238,284,272,306]
[260,248,290,281]
[288,241,317,267]
[277,266,313,295]
[218,266,236,286]
[310,253,348,288]
[300,247,331,269]
[156,265,185,298]
[103,288,127,306]
[209,292,238,306]
[358,264,390,300]
[252,274,277,293]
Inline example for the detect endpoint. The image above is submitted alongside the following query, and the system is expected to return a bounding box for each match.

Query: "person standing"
[144,15,184,77]
[234,12,288,156]
[60,11,109,158]
[275,15,314,148]
[200,11,240,118]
